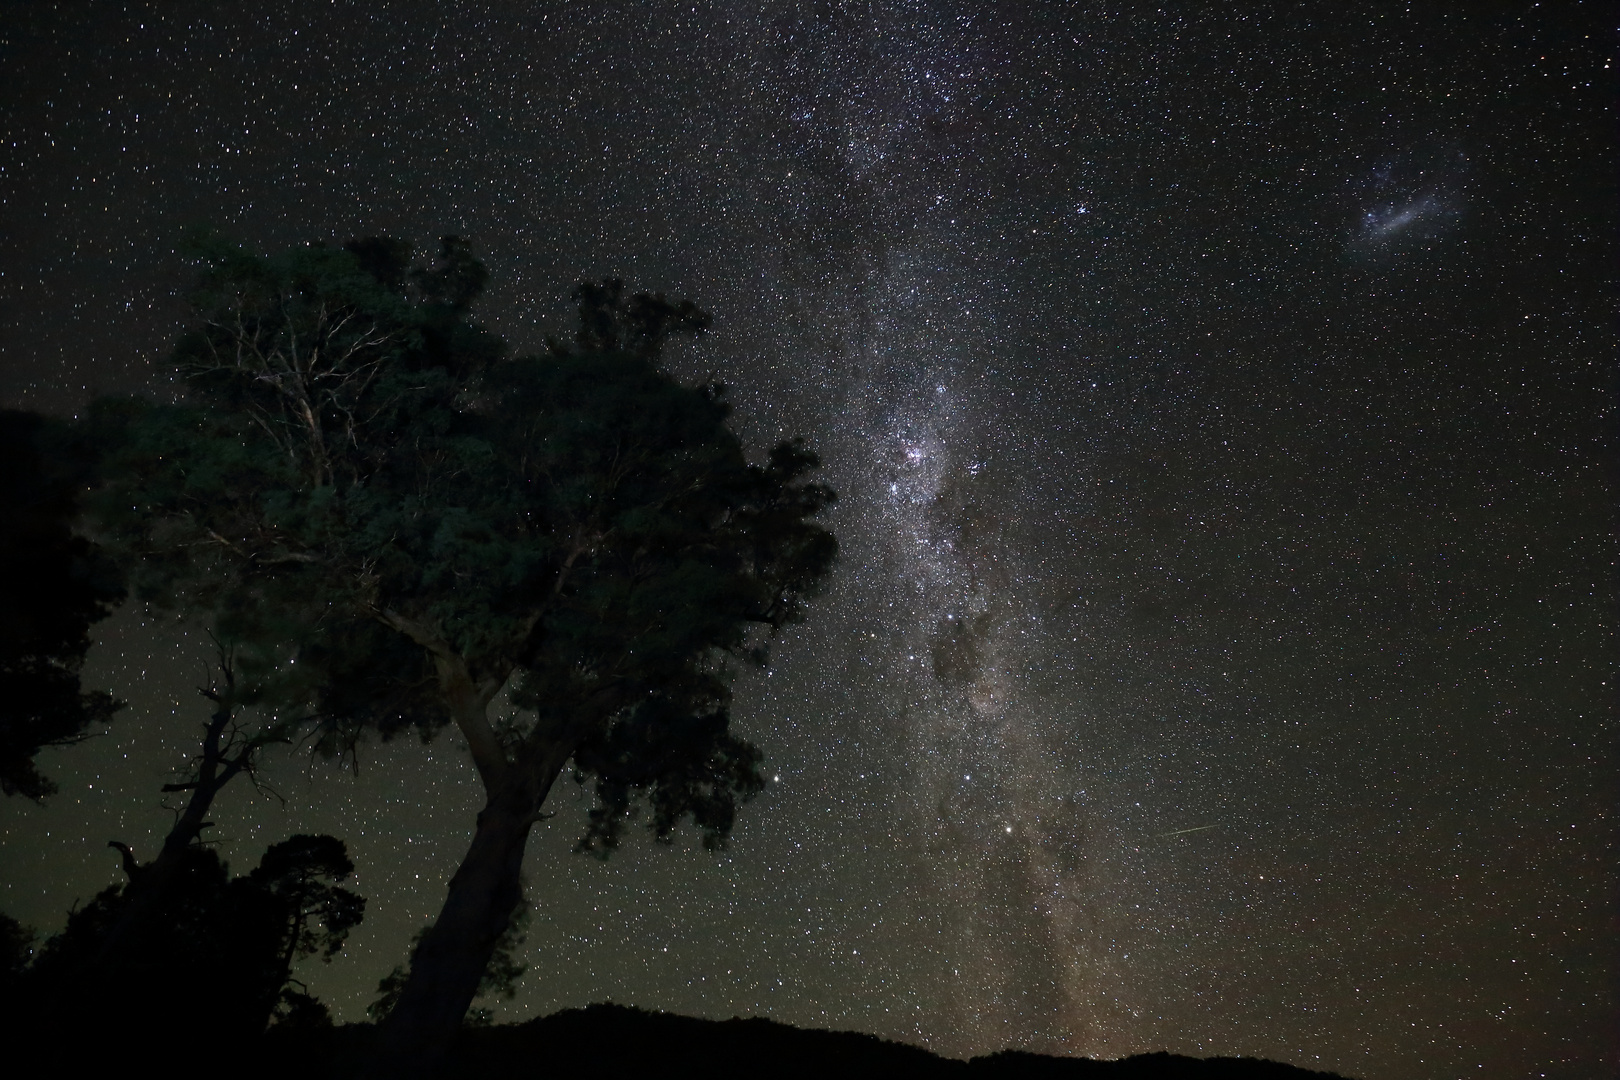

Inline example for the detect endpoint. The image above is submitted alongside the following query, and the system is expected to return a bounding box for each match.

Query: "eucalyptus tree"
[64,234,480,983]
[92,237,837,1074]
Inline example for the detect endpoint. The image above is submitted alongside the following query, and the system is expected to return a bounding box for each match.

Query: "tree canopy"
[85,233,838,1073]
[0,410,124,800]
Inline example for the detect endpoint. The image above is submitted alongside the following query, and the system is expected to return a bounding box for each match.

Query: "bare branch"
[255,550,321,565]
[205,528,254,561]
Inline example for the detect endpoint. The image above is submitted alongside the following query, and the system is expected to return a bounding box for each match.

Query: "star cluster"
[0,4,1612,1079]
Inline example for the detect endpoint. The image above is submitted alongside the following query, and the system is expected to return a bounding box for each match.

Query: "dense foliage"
[78,233,837,1069]
[12,834,362,1068]
[88,233,836,849]
[0,411,124,800]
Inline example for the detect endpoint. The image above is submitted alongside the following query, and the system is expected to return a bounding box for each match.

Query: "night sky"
[0,4,1613,1079]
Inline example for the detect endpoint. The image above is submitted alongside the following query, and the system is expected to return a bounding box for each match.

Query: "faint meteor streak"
[1151,824,1219,838]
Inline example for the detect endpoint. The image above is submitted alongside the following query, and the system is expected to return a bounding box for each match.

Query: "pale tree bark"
[364,578,617,1075]
[367,702,578,1078]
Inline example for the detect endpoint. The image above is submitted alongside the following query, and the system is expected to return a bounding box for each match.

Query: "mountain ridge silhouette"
[261,1001,1356,1078]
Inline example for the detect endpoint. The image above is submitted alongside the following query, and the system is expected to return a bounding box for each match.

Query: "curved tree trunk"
[364,633,591,1078]
[368,788,536,1078]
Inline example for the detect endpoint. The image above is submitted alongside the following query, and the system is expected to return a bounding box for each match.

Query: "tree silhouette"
[57,647,313,1011]
[20,833,363,1067]
[246,834,367,1030]
[0,406,317,991]
[368,900,529,1028]
[8,644,361,1062]
[0,410,124,801]
[0,912,31,1025]
[86,235,837,1075]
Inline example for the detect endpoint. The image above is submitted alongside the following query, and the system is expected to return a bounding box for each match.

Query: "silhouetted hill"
[260,1002,1354,1079]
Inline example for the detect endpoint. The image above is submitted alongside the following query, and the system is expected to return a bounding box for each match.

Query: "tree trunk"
[365,638,587,1077]
[259,902,307,1031]
[77,698,244,981]
[367,785,536,1078]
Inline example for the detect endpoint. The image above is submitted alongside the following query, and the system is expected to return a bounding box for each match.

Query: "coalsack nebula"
[866,395,1104,1055]
[809,16,1127,1046]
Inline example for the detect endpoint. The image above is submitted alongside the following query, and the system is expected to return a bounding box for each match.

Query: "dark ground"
[254,1003,1355,1079]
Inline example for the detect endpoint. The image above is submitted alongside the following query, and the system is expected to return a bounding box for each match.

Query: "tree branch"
[372,607,512,788]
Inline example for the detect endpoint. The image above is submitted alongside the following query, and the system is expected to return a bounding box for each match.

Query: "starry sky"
[0,4,1613,1078]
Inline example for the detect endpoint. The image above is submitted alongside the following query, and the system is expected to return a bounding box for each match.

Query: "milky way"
[0,5,1611,1079]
